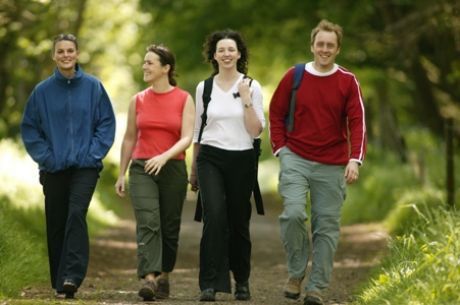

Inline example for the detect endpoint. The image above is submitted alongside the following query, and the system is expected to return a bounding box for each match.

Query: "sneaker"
[283,277,303,299]
[62,279,77,299]
[138,281,156,301]
[155,278,170,299]
[199,288,216,302]
[304,290,324,305]
[234,281,251,301]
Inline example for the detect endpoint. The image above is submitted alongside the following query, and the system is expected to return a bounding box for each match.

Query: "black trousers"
[197,145,256,293]
[40,168,99,292]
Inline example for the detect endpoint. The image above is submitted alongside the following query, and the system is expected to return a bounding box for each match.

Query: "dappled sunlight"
[92,238,136,250]
[0,139,118,224]
[106,113,128,164]
[258,158,280,193]
[0,139,42,208]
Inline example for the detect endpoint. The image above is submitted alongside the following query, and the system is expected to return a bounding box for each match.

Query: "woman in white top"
[189,29,265,302]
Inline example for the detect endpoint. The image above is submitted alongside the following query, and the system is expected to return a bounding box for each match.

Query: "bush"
[342,150,418,224]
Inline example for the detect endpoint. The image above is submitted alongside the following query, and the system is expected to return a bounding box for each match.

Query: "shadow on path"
[16,192,388,305]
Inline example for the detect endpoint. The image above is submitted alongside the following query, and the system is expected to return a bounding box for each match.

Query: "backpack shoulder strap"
[243,75,253,86]
[233,75,253,98]
[198,77,214,143]
[292,63,304,90]
[286,63,305,132]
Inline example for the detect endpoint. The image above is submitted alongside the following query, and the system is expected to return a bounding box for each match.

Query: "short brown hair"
[53,33,78,52]
[310,20,343,47]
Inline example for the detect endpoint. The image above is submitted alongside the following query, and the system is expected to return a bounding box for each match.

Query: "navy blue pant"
[40,168,99,292]
[197,145,255,293]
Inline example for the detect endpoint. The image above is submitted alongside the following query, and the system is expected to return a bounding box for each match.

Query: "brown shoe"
[284,277,303,299]
[304,290,324,305]
[155,278,170,299]
[138,281,156,301]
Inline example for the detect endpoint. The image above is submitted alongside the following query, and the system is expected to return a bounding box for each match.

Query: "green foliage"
[341,149,418,224]
[95,160,128,218]
[353,206,460,305]
[385,188,445,236]
[0,199,48,298]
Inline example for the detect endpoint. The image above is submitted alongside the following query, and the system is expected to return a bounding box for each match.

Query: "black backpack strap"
[195,76,213,222]
[286,63,305,132]
[252,138,264,215]
[242,75,263,215]
[244,75,253,86]
[232,75,253,98]
[197,77,214,143]
[194,191,203,222]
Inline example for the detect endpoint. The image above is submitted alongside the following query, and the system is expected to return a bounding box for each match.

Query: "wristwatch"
[244,103,253,108]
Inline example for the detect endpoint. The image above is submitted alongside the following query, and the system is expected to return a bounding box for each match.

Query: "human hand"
[189,172,198,192]
[115,176,126,197]
[237,78,252,100]
[145,154,168,175]
[344,160,360,184]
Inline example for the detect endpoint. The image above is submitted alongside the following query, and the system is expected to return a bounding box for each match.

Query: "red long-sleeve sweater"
[269,63,366,165]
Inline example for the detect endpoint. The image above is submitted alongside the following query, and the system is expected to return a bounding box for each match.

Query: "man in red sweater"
[269,20,366,305]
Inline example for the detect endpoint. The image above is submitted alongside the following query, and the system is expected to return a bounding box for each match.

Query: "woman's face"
[213,38,241,71]
[142,51,168,84]
[52,40,78,73]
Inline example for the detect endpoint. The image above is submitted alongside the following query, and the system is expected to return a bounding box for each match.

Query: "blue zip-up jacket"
[21,65,116,173]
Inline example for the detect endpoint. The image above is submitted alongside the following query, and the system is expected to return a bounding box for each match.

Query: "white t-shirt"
[193,74,265,150]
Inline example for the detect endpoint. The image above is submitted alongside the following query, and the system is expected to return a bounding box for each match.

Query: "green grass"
[0,199,49,298]
[0,139,121,298]
[384,187,445,235]
[352,202,460,305]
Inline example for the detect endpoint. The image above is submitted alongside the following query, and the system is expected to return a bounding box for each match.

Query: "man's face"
[311,30,340,72]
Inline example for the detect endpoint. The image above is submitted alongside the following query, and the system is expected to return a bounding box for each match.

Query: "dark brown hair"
[146,44,177,86]
[203,29,249,76]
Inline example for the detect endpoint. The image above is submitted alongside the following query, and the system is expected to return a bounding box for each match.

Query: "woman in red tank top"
[115,44,195,301]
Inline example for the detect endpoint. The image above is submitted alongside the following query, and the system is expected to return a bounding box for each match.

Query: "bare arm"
[144,94,195,175]
[115,95,138,197]
[238,78,263,137]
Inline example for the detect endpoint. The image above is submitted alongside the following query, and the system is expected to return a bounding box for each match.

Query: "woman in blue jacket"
[20,33,116,299]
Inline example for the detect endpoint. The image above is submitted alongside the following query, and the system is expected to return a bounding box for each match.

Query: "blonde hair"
[310,20,343,47]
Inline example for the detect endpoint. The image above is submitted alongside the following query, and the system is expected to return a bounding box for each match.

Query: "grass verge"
[353,200,460,305]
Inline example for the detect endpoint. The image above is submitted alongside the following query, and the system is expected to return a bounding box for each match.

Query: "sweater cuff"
[349,158,363,166]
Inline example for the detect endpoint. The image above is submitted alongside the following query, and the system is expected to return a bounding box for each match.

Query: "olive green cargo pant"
[129,159,188,278]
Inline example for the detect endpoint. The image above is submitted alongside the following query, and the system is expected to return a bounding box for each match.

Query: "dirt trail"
[17,192,387,304]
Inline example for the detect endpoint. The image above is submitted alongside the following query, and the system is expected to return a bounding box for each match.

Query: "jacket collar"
[54,64,83,83]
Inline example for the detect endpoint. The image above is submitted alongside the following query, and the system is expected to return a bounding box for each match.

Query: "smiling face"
[142,51,169,84]
[52,40,78,75]
[310,30,340,72]
[213,38,241,71]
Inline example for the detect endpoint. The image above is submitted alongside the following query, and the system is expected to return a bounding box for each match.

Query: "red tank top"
[132,87,188,160]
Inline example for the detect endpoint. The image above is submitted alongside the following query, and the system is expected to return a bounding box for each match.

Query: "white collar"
[305,62,338,76]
